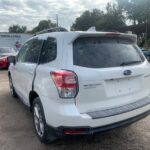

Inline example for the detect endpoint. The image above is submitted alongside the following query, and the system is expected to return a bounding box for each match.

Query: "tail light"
[50,70,78,98]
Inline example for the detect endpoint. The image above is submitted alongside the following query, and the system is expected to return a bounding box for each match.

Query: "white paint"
[9,31,150,130]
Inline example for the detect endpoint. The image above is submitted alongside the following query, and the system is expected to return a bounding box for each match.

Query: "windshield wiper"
[120,60,142,66]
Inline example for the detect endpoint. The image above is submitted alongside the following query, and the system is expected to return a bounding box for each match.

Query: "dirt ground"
[0,70,149,150]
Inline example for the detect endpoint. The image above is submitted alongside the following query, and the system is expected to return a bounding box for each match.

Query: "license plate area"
[105,76,141,97]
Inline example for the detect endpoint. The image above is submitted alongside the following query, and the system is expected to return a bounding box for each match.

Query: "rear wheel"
[9,75,17,97]
[32,97,58,144]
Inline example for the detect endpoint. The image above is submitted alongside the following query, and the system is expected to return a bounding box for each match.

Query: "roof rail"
[35,27,68,35]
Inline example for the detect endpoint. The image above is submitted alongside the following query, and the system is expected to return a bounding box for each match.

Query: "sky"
[0,0,113,32]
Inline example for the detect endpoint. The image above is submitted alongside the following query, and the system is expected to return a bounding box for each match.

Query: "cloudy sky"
[0,0,113,32]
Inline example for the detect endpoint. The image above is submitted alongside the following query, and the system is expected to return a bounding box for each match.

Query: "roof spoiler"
[69,32,137,44]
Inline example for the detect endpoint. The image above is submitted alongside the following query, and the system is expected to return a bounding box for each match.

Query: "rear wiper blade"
[120,61,142,66]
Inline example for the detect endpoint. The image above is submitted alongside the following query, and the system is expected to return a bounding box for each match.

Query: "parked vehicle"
[141,48,150,62]
[0,47,16,69]
[8,28,150,143]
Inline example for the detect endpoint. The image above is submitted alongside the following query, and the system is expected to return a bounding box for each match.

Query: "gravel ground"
[0,70,150,150]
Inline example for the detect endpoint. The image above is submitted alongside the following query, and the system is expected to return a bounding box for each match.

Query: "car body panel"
[8,31,150,130]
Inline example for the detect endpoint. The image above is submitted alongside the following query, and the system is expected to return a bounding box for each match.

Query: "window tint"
[40,37,57,64]
[17,41,31,62]
[24,39,43,63]
[73,37,144,68]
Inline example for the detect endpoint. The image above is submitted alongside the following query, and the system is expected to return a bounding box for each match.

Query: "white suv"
[8,29,150,143]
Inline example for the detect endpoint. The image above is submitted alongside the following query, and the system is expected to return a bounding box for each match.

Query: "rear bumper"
[43,96,150,128]
[49,110,150,136]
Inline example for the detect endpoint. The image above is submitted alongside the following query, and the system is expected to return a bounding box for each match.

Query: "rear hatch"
[72,34,150,113]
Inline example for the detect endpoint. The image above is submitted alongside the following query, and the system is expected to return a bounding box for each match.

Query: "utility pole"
[145,0,149,47]
[145,19,148,46]
[56,14,59,27]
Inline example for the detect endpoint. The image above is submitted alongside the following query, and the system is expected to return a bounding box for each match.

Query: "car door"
[11,41,31,98]
[18,38,44,105]
[12,38,43,105]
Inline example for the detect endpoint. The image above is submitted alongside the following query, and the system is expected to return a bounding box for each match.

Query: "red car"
[0,47,16,69]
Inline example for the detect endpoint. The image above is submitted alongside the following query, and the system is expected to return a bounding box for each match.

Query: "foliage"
[96,3,125,31]
[116,0,150,24]
[145,38,150,47]
[9,25,27,33]
[31,20,57,33]
[71,9,104,31]
[8,1,150,33]
[71,3,126,31]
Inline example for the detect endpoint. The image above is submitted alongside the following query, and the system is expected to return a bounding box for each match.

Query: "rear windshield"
[73,37,144,68]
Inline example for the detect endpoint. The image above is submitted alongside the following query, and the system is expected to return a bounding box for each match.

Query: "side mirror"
[8,56,16,65]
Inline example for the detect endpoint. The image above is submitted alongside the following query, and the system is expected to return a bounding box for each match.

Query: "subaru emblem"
[123,70,132,76]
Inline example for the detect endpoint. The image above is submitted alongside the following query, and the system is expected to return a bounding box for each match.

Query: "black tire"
[9,75,18,98]
[32,97,58,144]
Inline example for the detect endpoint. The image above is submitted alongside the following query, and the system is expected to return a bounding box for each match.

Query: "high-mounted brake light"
[50,70,78,98]
[105,32,120,36]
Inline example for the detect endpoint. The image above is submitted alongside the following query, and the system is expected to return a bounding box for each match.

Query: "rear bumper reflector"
[64,129,86,135]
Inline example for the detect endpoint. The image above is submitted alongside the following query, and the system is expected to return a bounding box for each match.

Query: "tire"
[32,97,58,144]
[9,75,18,98]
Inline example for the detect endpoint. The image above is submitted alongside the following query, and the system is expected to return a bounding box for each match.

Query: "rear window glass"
[73,37,144,68]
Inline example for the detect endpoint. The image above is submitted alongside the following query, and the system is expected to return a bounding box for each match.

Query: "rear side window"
[17,40,32,63]
[24,38,43,63]
[40,37,57,64]
[73,37,144,68]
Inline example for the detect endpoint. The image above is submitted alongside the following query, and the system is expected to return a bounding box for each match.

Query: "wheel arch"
[29,91,39,110]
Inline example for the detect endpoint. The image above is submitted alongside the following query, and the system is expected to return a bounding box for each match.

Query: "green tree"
[9,25,27,33]
[31,20,56,33]
[116,0,150,25]
[71,4,126,31]
[71,9,104,31]
[96,3,125,30]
